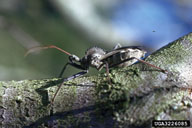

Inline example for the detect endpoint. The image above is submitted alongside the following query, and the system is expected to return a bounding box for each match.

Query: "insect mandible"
[25,44,167,103]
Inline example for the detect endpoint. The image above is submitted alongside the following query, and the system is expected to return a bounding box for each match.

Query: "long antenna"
[25,45,72,57]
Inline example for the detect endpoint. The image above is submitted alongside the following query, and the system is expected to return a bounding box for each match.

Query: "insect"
[25,44,167,103]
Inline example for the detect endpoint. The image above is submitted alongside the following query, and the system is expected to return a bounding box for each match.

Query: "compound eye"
[93,58,98,63]
[91,55,97,60]
[96,54,101,58]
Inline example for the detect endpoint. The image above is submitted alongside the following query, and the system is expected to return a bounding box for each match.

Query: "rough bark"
[1,33,192,128]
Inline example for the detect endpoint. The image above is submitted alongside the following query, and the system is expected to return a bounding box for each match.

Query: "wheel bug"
[25,44,167,103]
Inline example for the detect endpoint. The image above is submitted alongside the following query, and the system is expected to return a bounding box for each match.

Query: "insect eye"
[97,55,101,58]
[92,56,97,60]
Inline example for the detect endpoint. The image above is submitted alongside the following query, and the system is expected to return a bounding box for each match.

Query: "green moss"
[95,33,192,126]
[1,33,192,127]
[146,33,192,70]
[95,66,145,120]
[186,33,192,42]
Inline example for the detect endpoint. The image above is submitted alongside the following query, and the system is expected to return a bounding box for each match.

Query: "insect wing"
[99,46,143,61]
[99,49,122,61]
[114,46,144,51]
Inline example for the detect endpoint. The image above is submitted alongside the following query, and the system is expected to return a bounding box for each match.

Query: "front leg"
[52,70,88,103]
[59,61,86,78]
[58,62,70,78]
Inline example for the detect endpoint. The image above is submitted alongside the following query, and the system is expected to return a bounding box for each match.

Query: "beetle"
[25,44,167,103]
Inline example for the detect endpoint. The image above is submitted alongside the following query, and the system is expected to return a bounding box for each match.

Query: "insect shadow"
[35,78,96,106]
[23,104,99,128]
[35,79,63,106]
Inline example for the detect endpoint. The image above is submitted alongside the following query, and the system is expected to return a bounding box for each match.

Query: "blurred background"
[0,0,191,80]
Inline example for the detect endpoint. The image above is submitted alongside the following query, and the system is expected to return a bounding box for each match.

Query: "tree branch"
[1,33,192,127]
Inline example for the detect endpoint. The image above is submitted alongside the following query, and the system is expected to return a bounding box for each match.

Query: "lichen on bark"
[0,33,192,128]
[96,33,192,127]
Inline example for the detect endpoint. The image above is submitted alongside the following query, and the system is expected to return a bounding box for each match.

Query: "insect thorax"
[81,46,106,69]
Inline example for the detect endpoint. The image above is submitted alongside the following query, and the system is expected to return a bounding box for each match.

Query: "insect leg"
[109,57,167,73]
[59,62,86,78]
[104,62,112,83]
[52,70,88,103]
[113,43,122,50]
[133,57,168,73]
[58,63,70,78]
